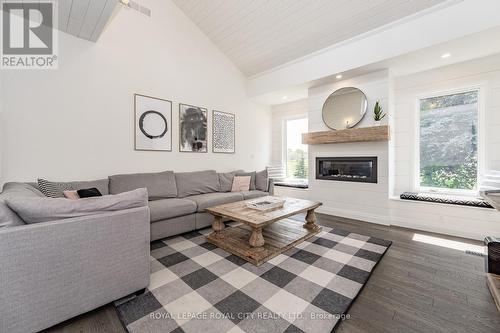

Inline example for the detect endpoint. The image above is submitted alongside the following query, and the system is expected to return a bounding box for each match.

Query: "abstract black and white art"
[212,110,235,153]
[135,94,172,151]
[179,104,208,152]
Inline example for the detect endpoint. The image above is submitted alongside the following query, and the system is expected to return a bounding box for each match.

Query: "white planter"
[373,120,382,126]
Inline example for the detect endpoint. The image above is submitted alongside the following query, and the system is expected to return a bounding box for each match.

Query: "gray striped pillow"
[37,179,72,198]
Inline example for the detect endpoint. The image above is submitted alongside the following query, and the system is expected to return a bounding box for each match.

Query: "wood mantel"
[302,125,390,145]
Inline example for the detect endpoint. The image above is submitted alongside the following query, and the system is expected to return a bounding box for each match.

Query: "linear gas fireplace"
[316,157,378,183]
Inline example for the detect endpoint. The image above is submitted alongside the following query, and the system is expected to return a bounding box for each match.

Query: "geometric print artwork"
[115,219,391,333]
[212,110,235,153]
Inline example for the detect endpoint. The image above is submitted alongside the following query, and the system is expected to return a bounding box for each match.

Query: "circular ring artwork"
[139,110,168,139]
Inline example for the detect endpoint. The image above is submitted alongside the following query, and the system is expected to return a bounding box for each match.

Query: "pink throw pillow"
[63,190,80,200]
[231,176,251,192]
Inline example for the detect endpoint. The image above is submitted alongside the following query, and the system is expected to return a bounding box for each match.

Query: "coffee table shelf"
[206,197,322,266]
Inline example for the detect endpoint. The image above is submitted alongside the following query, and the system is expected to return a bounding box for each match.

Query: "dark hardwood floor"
[44,214,500,333]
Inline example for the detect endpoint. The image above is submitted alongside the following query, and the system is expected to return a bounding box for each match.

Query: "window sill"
[398,192,493,209]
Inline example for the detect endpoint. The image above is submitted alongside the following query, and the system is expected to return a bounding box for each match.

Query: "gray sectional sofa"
[0,169,272,333]
[122,169,273,241]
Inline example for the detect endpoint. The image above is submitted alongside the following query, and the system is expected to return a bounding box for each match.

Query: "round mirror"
[322,87,368,130]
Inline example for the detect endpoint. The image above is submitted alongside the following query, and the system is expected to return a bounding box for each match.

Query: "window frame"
[413,86,484,196]
[282,115,309,181]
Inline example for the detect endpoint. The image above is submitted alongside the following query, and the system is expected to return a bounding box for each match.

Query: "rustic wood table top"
[205,196,322,228]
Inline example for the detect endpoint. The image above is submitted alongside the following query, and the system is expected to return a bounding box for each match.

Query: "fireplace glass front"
[316,157,377,183]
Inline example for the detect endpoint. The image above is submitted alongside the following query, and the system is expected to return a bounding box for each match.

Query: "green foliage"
[420,153,477,190]
[373,101,386,121]
[420,91,477,111]
[293,150,307,179]
[287,148,308,180]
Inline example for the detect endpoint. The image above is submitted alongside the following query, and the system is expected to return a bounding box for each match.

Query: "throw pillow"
[37,178,110,198]
[6,188,148,224]
[235,171,256,190]
[37,178,72,198]
[77,188,102,198]
[218,170,244,192]
[63,190,80,200]
[231,176,251,192]
[255,169,269,191]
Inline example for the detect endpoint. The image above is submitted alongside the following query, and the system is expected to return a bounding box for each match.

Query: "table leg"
[249,227,265,247]
[212,216,225,238]
[304,209,320,231]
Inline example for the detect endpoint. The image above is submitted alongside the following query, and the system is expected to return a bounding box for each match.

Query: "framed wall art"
[134,94,172,151]
[179,103,208,153]
[212,110,235,154]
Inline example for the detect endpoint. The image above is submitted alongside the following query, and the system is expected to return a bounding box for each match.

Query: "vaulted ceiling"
[57,0,117,42]
[172,0,448,76]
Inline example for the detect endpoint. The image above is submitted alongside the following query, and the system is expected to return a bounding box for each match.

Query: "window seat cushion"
[400,192,493,208]
[274,182,309,189]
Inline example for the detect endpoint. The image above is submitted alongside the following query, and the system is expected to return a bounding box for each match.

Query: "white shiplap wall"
[389,54,500,240]
[308,71,391,225]
[270,61,500,240]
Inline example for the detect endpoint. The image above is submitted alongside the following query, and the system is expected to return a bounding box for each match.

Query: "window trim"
[282,115,309,181]
[413,86,484,196]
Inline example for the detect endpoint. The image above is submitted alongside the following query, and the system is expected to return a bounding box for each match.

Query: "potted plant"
[373,101,386,125]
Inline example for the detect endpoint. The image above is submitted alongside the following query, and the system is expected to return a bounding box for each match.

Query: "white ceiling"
[57,0,117,42]
[254,26,500,105]
[172,0,448,76]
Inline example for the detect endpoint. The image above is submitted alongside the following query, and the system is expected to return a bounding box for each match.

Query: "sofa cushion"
[148,198,197,222]
[218,170,244,192]
[37,178,110,198]
[109,171,176,200]
[235,171,256,190]
[0,182,44,227]
[6,188,148,224]
[175,170,220,198]
[0,200,24,228]
[255,169,269,192]
[187,192,243,212]
[240,190,269,200]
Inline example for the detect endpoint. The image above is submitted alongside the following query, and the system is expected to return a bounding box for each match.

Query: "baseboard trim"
[389,216,485,241]
[316,206,391,226]
[316,205,486,241]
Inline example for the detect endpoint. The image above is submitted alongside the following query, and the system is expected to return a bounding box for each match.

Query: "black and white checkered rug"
[115,221,391,333]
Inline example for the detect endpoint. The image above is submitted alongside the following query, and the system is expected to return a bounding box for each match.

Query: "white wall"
[389,54,500,240]
[270,99,308,164]
[308,71,390,225]
[0,0,271,183]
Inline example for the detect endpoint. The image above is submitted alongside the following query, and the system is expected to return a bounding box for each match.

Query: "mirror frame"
[321,87,368,130]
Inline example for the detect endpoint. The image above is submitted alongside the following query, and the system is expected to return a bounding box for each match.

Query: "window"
[418,90,479,193]
[285,117,308,180]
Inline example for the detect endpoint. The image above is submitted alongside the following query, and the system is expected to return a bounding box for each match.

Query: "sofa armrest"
[268,178,275,196]
[0,206,150,333]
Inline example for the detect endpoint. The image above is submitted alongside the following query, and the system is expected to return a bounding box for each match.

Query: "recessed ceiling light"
[282,96,287,100]
[441,53,451,59]
[336,74,343,79]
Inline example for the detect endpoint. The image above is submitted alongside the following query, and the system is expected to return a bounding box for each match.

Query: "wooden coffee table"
[206,196,322,266]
